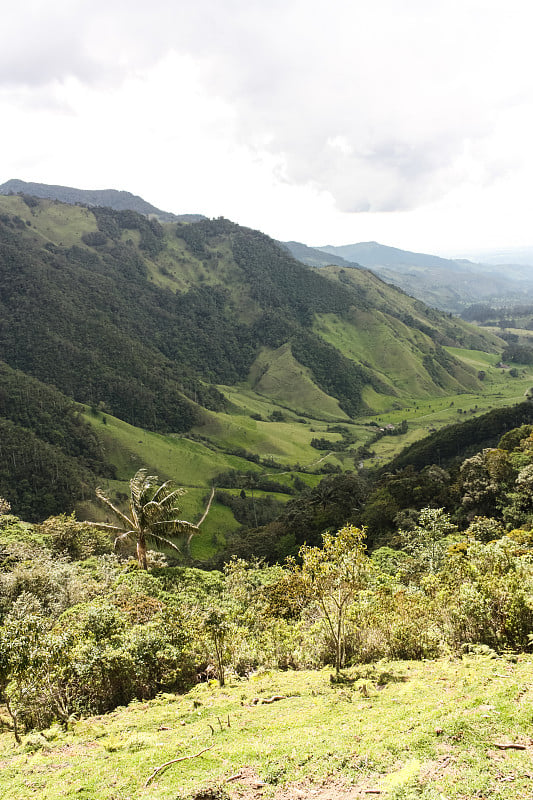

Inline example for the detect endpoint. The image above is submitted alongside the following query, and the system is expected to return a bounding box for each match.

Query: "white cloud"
[2,0,533,250]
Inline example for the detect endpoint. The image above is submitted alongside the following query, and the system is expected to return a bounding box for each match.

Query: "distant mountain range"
[0,179,206,224]
[319,241,466,270]
[3,179,533,313]
[283,240,533,313]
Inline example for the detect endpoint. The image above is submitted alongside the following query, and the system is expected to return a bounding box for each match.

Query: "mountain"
[0,178,205,223]
[0,194,497,419]
[283,240,533,313]
[0,192,504,522]
[318,241,462,271]
[280,240,361,269]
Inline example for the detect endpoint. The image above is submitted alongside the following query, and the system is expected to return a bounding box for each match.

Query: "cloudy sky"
[2,0,533,255]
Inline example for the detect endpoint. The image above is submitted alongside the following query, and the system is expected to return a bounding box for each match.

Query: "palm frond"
[145,532,183,554]
[84,521,124,532]
[113,530,136,549]
[130,469,157,506]
[151,481,185,504]
[151,518,199,532]
[95,488,134,530]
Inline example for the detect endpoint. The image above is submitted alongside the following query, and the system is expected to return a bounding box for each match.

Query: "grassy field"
[362,347,533,466]
[81,405,327,550]
[0,195,97,246]
[2,655,533,799]
[80,411,270,552]
[79,342,533,544]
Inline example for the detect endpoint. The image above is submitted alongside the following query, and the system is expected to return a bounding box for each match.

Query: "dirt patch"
[274,780,383,798]
[222,768,383,799]
[419,755,458,782]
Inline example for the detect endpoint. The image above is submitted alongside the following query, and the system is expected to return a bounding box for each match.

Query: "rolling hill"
[0,190,510,537]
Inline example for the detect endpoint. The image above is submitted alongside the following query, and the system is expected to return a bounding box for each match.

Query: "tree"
[0,594,48,741]
[460,449,514,520]
[92,469,200,569]
[203,610,229,687]
[398,507,457,575]
[293,525,370,677]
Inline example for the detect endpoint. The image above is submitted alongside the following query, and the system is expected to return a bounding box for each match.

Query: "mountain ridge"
[0,193,500,423]
[318,240,467,270]
[283,239,533,312]
[0,178,206,223]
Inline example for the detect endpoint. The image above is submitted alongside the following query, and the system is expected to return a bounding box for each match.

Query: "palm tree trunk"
[137,533,148,570]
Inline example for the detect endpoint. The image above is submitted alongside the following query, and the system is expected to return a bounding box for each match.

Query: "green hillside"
[0,193,509,525]
[2,658,532,800]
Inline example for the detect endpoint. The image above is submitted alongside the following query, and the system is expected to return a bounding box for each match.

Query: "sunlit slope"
[318,264,503,350]
[246,343,349,419]
[0,195,504,427]
[81,402,328,545]
[315,310,479,397]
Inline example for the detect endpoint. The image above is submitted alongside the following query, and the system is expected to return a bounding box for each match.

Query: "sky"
[2,0,533,256]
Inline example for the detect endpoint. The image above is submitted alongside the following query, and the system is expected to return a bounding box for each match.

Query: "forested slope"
[0,193,504,520]
[0,361,114,519]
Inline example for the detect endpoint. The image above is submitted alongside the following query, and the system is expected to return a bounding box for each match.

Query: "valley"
[4,186,533,800]
[0,189,512,545]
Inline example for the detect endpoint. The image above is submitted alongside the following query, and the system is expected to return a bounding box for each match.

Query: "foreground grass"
[2,656,533,799]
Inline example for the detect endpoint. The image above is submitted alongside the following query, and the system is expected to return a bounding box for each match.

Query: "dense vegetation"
[4,419,533,741]
[0,212,231,432]
[0,362,114,520]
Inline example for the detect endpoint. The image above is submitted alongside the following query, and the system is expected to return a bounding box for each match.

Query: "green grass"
[81,342,533,516]
[0,195,97,247]
[357,348,533,467]
[81,406,328,547]
[194,403,348,466]
[81,411,280,541]
[83,410,280,487]
[2,656,533,799]
[246,344,349,420]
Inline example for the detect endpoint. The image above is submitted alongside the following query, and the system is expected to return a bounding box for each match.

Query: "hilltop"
[0,178,206,223]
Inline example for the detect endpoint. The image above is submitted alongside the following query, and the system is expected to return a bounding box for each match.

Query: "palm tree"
[93,469,203,569]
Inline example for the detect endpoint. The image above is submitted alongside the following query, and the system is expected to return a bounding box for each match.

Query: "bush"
[81,231,107,247]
